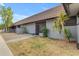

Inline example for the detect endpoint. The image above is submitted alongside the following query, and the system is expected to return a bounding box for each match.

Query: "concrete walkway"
[7,34,34,43]
[0,35,13,56]
[1,33,34,43]
[0,33,34,56]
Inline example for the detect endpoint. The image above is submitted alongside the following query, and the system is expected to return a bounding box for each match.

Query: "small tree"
[54,12,69,33]
[53,12,72,42]
[1,6,13,32]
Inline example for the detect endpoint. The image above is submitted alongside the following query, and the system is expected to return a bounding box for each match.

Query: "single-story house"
[10,3,79,47]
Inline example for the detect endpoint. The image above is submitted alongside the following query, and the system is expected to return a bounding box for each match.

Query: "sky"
[0,3,60,23]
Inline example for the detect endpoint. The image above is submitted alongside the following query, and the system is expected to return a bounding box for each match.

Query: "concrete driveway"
[1,33,34,43]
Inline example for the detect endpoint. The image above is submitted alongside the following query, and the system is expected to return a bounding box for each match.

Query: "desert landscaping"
[6,35,79,56]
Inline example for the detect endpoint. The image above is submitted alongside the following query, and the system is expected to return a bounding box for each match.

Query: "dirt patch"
[7,36,79,56]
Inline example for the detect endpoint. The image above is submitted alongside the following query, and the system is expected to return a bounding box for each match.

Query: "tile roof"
[14,4,65,26]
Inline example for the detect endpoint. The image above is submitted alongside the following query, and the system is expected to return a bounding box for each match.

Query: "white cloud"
[0,3,5,6]
[13,14,29,23]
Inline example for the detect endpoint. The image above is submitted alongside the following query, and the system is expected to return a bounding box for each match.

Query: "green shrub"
[64,28,72,42]
[42,27,48,37]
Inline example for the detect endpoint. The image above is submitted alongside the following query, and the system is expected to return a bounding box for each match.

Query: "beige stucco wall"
[46,19,77,40]
[24,23,36,34]
[65,26,77,40]
[20,23,36,34]
[46,20,64,39]
[16,27,23,34]
[16,23,36,34]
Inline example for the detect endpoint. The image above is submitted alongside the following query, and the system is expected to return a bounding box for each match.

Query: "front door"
[36,20,46,35]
